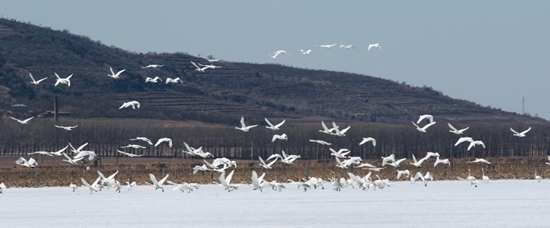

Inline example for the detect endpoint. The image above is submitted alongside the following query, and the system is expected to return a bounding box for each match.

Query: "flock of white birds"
[1,54,544,195]
[268,42,381,59]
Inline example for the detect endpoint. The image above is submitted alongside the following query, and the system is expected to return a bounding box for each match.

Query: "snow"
[1,180,549,227]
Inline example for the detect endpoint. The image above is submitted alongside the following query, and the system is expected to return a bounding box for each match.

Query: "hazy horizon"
[2,1,550,119]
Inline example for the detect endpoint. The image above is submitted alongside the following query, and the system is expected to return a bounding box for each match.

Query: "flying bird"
[300,49,313,55]
[191,61,209,72]
[10,116,34,124]
[316,43,337,49]
[359,137,376,146]
[119,101,140,109]
[510,127,531,137]
[54,73,73,87]
[264,118,285,130]
[469,158,491,165]
[235,116,258,132]
[155,138,173,147]
[29,73,47,85]
[412,121,436,132]
[269,50,290,59]
[141,64,164,69]
[116,150,144,158]
[145,76,162,83]
[120,144,146,149]
[166,77,183,84]
[55,125,78,131]
[448,123,469,135]
[417,114,434,124]
[367,43,381,51]
[339,44,355,49]
[130,137,154,145]
[272,133,288,142]
[108,67,126,79]
[309,139,332,146]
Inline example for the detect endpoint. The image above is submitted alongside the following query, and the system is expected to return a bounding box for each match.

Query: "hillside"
[0,18,545,125]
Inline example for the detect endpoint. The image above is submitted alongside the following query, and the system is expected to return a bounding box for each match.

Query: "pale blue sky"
[3,1,550,119]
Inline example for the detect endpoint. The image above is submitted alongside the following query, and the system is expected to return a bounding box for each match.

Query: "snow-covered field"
[1,180,548,227]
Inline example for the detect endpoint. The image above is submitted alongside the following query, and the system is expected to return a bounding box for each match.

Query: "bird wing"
[510,128,519,134]
[422,121,436,130]
[107,171,119,180]
[29,73,36,82]
[76,142,89,152]
[158,174,170,185]
[521,127,532,135]
[467,141,476,151]
[225,170,235,184]
[412,154,418,163]
[340,126,351,134]
[81,178,91,188]
[321,121,329,131]
[116,69,126,75]
[240,116,246,128]
[258,156,267,166]
[190,61,200,69]
[274,119,286,128]
[36,77,48,83]
[109,67,115,76]
[264,118,274,127]
[117,150,130,156]
[448,123,458,131]
[455,137,472,146]
[411,121,420,129]
[251,171,260,186]
[10,116,21,122]
[149,173,159,186]
[97,170,107,180]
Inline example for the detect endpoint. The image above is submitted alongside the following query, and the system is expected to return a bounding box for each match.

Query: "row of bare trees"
[0,117,547,160]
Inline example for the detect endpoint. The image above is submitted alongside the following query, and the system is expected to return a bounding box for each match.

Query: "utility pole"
[54,95,58,122]
[522,97,525,114]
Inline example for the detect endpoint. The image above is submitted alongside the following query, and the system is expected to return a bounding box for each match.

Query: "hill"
[0,18,545,125]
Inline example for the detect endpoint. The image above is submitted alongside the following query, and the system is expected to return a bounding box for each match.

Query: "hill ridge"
[0,18,545,125]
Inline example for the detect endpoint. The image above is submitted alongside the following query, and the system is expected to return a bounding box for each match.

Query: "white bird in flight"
[141,64,164,69]
[155,138,173,147]
[15,157,38,168]
[145,76,162,83]
[469,158,491,165]
[166,77,183,84]
[434,156,451,167]
[258,156,277,169]
[108,67,126,79]
[130,137,154,145]
[198,63,222,69]
[367,43,381,51]
[510,127,531,137]
[269,50,290,59]
[55,125,78,131]
[412,121,436,132]
[317,43,337,49]
[149,173,170,192]
[81,177,101,194]
[300,49,313,55]
[417,114,434,124]
[205,58,220,63]
[265,118,285,130]
[54,73,73,87]
[191,61,209,72]
[272,133,288,142]
[10,116,34,124]
[467,140,485,151]
[117,150,143,158]
[359,137,376,146]
[448,123,469,135]
[219,170,238,192]
[119,101,140,109]
[339,44,355,49]
[120,144,146,149]
[29,73,47,85]
[309,139,331,146]
[236,116,258,132]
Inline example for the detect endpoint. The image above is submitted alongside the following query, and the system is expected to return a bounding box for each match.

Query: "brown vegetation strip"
[0,157,548,188]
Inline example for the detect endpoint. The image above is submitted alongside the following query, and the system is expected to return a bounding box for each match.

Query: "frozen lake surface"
[1,180,549,227]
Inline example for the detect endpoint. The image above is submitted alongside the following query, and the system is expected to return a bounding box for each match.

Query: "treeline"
[0,117,547,160]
